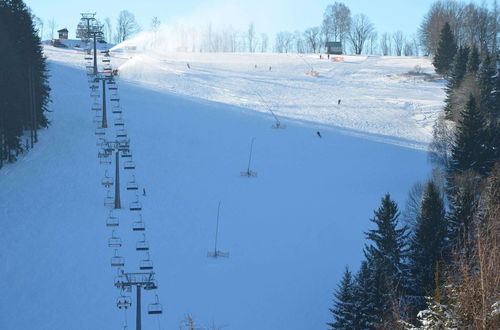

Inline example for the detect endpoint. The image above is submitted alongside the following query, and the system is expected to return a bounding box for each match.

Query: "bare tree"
[294,31,304,53]
[418,0,464,55]
[275,31,293,53]
[404,41,414,56]
[247,22,256,52]
[368,31,378,54]
[260,33,268,52]
[393,30,405,56]
[115,10,141,43]
[104,17,112,43]
[48,19,56,39]
[304,27,320,53]
[380,32,391,55]
[33,16,44,40]
[151,16,161,48]
[348,14,374,55]
[322,2,352,52]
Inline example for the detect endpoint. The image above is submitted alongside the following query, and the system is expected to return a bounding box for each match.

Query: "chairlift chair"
[106,211,119,227]
[93,114,102,124]
[121,150,132,158]
[136,234,149,251]
[101,170,114,188]
[116,295,132,309]
[95,127,105,136]
[132,215,146,231]
[85,56,93,60]
[109,85,118,91]
[111,249,125,267]
[116,129,127,138]
[91,102,101,112]
[129,196,142,211]
[108,230,122,247]
[139,253,153,270]
[126,175,138,190]
[144,280,158,291]
[148,295,163,315]
[104,190,114,207]
[112,105,122,114]
[124,159,135,170]
[114,117,125,127]
[110,96,120,102]
[102,58,110,63]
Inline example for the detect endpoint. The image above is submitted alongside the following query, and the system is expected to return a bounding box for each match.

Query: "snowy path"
[0,47,435,329]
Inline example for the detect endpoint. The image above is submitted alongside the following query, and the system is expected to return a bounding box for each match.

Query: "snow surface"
[0,45,443,329]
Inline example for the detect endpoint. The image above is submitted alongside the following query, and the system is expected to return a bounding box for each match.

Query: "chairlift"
[108,230,122,247]
[114,273,125,288]
[104,65,112,71]
[96,138,107,146]
[100,157,112,165]
[109,85,118,91]
[147,295,163,315]
[95,127,105,136]
[132,215,146,231]
[106,210,119,227]
[116,129,127,138]
[107,79,116,85]
[136,234,149,251]
[126,175,138,190]
[101,170,114,188]
[102,58,110,63]
[104,190,114,206]
[111,249,125,267]
[116,295,132,310]
[124,159,135,170]
[110,96,120,102]
[129,196,142,211]
[98,148,110,158]
[139,252,153,270]
[112,106,122,114]
[84,56,93,60]
[90,89,99,98]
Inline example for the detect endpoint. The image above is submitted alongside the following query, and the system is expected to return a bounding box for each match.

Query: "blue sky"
[25,0,493,40]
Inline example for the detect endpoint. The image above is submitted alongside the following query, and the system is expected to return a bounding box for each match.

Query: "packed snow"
[0,44,443,329]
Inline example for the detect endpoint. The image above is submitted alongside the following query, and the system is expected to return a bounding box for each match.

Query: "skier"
[269,66,272,71]
[338,99,341,105]
[187,63,190,69]
[316,131,322,138]
[142,188,146,196]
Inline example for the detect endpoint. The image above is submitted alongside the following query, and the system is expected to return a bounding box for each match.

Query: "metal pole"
[214,201,221,253]
[247,138,255,173]
[114,149,121,209]
[93,34,97,75]
[102,79,107,128]
[136,285,141,330]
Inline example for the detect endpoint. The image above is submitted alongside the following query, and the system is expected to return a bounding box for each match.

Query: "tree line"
[328,8,499,330]
[0,0,50,168]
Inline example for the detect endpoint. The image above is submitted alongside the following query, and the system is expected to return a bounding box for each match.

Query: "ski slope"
[0,46,443,330]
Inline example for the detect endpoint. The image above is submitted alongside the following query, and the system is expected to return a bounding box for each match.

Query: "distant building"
[325,41,342,55]
[58,28,68,39]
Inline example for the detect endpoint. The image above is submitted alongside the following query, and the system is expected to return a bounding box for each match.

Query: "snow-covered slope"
[0,46,440,329]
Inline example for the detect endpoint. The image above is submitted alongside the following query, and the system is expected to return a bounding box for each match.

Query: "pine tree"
[448,94,490,178]
[433,22,457,76]
[466,45,480,75]
[352,260,378,329]
[0,0,49,166]
[328,267,356,329]
[408,181,446,311]
[363,194,410,326]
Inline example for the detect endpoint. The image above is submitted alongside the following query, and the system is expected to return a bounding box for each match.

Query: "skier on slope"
[317,131,322,138]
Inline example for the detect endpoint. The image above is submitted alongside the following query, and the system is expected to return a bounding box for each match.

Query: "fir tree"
[0,0,49,166]
[443,46,470,118]
[408,181,446,311]
[328,267,356,329]
[352,261,378,329]
[363,194,410,326]
[433,22,457,76]
[466,45,480,75]
[448,95,490,178]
